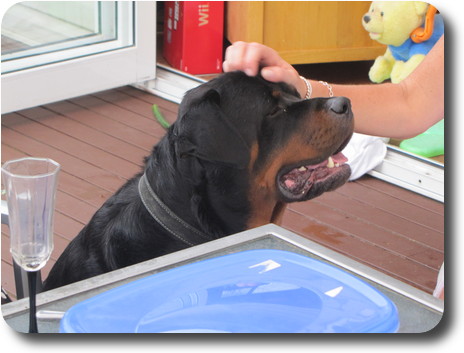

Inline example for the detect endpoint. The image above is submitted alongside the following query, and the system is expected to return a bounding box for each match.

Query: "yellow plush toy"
[362,1,443,83]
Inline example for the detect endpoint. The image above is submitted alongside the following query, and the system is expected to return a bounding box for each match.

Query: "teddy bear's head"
[362,1,429,46]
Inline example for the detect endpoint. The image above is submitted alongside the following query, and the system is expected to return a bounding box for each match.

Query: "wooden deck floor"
[1,86,444,300]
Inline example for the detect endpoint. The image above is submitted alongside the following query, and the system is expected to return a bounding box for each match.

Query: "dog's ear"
[174,88,250,169]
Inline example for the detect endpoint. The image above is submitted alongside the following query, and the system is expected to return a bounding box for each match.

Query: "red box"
[163,1,224,75]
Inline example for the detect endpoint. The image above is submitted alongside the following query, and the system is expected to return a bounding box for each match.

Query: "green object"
[400,119,444,158]
[152,104,170,129]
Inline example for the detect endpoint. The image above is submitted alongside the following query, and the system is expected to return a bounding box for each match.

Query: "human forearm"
[304,36,444,139]
[223,36,444,139]
[309,80,431,139]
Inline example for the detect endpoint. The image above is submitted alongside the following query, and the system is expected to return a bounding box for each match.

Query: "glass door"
[1,1,156,114]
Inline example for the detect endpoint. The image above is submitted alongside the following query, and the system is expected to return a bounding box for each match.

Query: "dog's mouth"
[277,150,351,202]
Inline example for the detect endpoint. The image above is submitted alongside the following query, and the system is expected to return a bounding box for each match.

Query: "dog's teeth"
[327,157,334,168]
[335,163,340,167]
[298,166,307,172]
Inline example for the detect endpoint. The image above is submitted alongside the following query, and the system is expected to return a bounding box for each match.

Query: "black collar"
[138,173,212,246]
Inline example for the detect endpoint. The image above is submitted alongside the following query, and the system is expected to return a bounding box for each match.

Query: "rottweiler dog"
[43,72,353,290]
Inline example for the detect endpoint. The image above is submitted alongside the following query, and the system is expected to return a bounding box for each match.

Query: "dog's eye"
[268,105,284,118]
[380,11,384,16]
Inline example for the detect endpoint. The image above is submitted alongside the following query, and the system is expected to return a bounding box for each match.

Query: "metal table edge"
[2,223,443,320]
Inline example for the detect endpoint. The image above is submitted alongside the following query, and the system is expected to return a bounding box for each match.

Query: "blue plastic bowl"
[60,249,399,333]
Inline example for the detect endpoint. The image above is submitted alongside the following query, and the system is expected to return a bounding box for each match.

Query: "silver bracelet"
[319,80,334,97]
[299,75,312,99]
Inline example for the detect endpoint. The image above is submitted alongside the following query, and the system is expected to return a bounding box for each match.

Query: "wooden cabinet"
[226,1,386,64]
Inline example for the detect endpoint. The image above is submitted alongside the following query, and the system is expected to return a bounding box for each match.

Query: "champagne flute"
[2,157,60,333]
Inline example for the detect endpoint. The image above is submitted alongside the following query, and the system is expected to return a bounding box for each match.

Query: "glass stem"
[28,271,38,333]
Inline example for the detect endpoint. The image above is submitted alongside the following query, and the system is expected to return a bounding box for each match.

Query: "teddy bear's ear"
[414,1,429,17]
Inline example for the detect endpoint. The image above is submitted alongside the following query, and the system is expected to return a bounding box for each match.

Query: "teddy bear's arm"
[390,54,426,84]
[369,48,396,83]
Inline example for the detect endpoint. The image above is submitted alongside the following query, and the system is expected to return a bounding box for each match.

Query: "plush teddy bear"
[362,1,444,83]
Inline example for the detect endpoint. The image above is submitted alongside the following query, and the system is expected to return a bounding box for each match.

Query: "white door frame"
[1,1,157,114]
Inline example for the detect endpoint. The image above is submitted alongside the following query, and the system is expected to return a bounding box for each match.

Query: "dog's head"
[170,72,354,230]
[174,72,353,201]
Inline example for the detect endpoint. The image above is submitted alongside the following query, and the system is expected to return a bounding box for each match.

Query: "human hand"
[223,41,307,98]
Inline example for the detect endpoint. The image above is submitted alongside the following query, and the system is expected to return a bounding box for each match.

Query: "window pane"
[1,1,134,73]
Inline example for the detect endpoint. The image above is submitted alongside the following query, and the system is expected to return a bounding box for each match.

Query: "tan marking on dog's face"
[246,134,321,229]
[247,142,274,228]
[245,106,352,228]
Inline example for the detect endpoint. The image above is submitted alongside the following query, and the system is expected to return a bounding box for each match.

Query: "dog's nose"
[363,15,371,23]
[328,97,350,115]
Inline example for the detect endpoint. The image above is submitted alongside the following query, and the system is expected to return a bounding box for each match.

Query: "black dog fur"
[43,72,353,290]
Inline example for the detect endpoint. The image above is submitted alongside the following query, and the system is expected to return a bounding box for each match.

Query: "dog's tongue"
[281,152,348,192]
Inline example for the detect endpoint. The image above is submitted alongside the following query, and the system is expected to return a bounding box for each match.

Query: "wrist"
[309,80,334,97]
